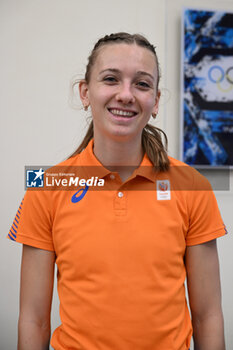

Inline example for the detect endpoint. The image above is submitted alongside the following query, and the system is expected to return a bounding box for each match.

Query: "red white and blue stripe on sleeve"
[224,224,228,235]
[8,198,24,241]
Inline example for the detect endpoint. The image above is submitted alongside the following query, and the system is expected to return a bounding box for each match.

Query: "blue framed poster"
[181,8,233,167]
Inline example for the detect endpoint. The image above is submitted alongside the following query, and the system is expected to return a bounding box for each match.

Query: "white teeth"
[110,109,135,117]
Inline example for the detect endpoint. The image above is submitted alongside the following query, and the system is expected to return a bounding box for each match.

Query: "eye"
[103,76,118,84]
[136,81,151,89]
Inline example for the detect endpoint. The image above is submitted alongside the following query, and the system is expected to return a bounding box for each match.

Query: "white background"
[1,0,232,349]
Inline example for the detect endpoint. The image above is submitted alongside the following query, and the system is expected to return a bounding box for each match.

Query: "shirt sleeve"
[185,170,228,246]
[7,189,54,251]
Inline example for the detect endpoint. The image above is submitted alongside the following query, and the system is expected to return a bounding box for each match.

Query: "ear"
[152,90,161,115]
[79,80,90,108]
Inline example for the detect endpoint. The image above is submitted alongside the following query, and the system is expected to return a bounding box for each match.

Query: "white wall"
[1,0,232,349]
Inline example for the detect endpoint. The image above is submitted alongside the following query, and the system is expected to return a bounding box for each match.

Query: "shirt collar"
[79,139,112,179]
[79,139,157,183]
[133,153,157,183]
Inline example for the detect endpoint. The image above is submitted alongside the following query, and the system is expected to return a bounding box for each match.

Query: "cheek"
[137,90,157,110]
[142,97,156,113]
[89,89,112,107]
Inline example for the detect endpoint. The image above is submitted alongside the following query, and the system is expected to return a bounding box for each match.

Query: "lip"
[107,107,138,120]
[108,107,138,114]
[107,108,138,123]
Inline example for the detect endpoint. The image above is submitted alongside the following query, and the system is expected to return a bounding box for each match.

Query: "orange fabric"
[8,139,227,350]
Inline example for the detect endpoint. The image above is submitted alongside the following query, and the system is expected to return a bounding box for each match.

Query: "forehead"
[93,43,157,77]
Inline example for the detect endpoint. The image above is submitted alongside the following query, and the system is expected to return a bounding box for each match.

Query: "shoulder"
[167,156,211,191]
[44,152,83,178]
[47,139,93,170]
[52,153,82,168]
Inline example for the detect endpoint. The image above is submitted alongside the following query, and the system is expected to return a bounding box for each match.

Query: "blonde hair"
[70,32,169,172]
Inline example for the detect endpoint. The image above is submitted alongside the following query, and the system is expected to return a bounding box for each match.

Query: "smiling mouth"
[108,108,137,118]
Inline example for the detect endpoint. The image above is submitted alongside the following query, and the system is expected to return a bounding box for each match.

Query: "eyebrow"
[136,71,155,80]
[99,68,155,80]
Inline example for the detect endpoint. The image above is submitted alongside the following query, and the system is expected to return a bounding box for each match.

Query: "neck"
[93,135,144,181]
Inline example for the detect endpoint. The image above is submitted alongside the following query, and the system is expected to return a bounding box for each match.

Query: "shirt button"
[110,174,115,180]
[118,191,124,198]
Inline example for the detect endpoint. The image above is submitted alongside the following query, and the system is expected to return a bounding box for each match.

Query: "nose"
[115,82,135,104]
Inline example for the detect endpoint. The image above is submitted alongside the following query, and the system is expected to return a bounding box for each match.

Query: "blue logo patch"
[26,168,44,188]
[71,184,89,203]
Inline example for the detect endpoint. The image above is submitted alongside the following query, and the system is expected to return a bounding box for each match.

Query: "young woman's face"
[80,43,160,142]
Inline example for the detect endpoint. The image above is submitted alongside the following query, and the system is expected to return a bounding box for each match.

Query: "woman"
[8,33,226,350]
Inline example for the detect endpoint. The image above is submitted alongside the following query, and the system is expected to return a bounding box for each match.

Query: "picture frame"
[181,8,233,167]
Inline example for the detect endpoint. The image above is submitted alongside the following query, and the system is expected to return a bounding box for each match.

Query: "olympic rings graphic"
[217,80,233,93]
[208,66,224,83]
[226,67,233,84]
[208,65,233,92]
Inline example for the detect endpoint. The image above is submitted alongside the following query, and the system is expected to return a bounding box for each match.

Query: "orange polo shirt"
[8,139,227,350]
